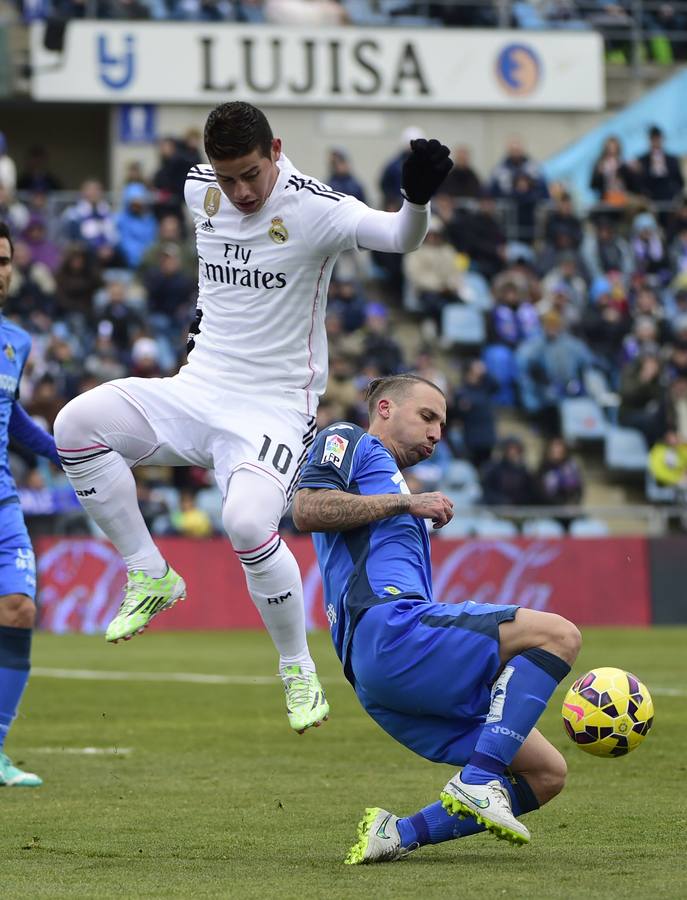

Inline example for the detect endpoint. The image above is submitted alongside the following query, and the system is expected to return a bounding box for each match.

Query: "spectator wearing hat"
[480,436,538,506]
[116,183,158,269]
[440,145,482,200]
[630,211,669,282]
[516,310,595,435]
[327,148,366,203]
[634,125,684,205]
[581,276,630,378]
[130,336,164,378]
[403,216,464,333]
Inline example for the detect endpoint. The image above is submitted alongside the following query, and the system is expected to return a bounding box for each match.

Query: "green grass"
[1,628,686,899]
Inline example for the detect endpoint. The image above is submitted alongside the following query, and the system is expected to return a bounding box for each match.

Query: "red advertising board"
[34,535,651,634]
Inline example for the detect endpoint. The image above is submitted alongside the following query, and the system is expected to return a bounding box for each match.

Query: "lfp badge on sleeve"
[321,434,349,468]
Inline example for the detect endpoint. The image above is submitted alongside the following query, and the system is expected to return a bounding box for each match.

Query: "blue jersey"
[0,317,31,505]
[298,422,433,678]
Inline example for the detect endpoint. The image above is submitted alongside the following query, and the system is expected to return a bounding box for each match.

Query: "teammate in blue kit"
[0,222,62,787]
[293,373,581,861]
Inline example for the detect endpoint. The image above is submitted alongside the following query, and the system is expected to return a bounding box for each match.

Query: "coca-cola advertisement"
[34,535,651,634]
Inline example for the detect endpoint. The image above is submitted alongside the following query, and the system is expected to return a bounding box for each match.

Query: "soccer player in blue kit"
[0,222,61,786]
[293,373,582,861]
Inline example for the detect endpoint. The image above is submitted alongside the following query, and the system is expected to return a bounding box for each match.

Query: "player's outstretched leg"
[344,808,417,864]
[223,471,329,733]
[0,602,42,786]
[54,387,187,643]
[441,611,581,844]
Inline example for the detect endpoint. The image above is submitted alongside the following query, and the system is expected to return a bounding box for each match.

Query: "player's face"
[0,237,12,308]
[388,383,446,469]
[210,138,282,215]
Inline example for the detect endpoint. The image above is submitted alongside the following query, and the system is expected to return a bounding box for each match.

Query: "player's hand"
[407,492,454,529]
[401,139,452,205]
[186,307,203,355]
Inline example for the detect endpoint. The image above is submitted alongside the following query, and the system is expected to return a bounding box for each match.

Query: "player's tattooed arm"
[293,488,411,532]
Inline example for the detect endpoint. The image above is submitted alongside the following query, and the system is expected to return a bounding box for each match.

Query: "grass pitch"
[1,627,685,899]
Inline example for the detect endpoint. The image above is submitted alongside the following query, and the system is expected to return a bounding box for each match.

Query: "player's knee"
[54,394,92,445]
[543,614,582,665]
[222,504,269,552]
[535,749,568,804]
[0,595,36,629]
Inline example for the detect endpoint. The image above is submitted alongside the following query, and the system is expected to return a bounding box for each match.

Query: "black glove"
[401,138,452,205]
[186,307,203,355]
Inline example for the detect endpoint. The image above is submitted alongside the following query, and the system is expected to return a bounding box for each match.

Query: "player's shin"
[238,537,314,674]
[461,649,571,784]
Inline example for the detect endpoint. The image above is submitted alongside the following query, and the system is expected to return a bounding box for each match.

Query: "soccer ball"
[561,667,654,757]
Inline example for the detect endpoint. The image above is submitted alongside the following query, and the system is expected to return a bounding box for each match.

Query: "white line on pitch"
[29,668,686,697]
[32,667,294,685]
[28,746,132,755]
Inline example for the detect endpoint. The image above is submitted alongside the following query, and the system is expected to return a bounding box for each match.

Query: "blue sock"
[462,648,570,785]
[0,626,32,751]
[397,773,540,848]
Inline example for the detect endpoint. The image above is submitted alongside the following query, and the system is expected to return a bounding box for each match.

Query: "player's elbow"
[291,493,312,533]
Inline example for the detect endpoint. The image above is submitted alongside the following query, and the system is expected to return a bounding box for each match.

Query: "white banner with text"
[30,23,604,110]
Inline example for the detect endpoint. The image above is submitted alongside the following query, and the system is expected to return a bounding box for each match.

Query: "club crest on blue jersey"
[3,343,15,361]
[269,217,289,244]
[321,433,349,467]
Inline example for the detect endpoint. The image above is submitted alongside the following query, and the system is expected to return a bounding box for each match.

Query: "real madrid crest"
[3,343,15,362]
[203,187,221,218]
[269,217,289,245]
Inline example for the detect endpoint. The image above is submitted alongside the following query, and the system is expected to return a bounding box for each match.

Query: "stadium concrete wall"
[34,535,657,633]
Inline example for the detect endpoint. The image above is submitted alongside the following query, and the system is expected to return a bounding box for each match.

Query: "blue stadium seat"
[441,304,486,346]
[195,486,224,531]
[560,396,608,443]
[443,459,482,507]
[604,426,649,472]
[521,518,565,537]
[569,518,610,538]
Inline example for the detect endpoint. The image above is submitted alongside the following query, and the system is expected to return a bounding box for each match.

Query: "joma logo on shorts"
[490,725,525,743]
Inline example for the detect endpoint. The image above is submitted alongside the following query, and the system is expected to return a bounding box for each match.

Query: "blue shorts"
[0,501,36,601]
[349,598,518,767]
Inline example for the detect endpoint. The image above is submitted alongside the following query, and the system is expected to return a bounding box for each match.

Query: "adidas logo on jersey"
[200,219,215,232]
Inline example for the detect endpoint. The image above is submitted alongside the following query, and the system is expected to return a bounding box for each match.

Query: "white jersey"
[182,154,369,416]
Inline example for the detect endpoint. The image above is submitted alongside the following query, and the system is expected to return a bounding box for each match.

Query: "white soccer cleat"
[344,807,417,864]
[440,771,530,845]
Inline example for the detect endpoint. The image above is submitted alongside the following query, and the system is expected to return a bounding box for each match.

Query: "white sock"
[241,538,315,675]
[223,469,315,675]
[53,387,167,576]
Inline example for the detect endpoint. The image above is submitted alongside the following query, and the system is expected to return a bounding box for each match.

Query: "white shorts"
[108,375,317,503]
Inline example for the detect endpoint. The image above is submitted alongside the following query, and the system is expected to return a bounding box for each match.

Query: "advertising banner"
[34,535,650,633]
[30,23,604,110]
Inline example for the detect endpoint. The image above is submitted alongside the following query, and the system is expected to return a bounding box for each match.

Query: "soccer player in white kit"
[53,102,451,733]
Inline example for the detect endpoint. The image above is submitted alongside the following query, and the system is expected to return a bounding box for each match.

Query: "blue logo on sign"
[97,34,136,90]
[495,44,541,96]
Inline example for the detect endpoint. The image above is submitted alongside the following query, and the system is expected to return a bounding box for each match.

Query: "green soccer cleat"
[105,566,186,643]
[344,807,416,865]
[0,752,42,787]
[281,666,330,734]
[440,771,530,845]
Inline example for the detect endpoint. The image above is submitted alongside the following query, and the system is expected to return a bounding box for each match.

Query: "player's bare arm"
[292,487,453,532]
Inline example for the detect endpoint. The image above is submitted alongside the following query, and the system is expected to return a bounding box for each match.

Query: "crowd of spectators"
[3,118,687,536]
[12,1,687,64]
